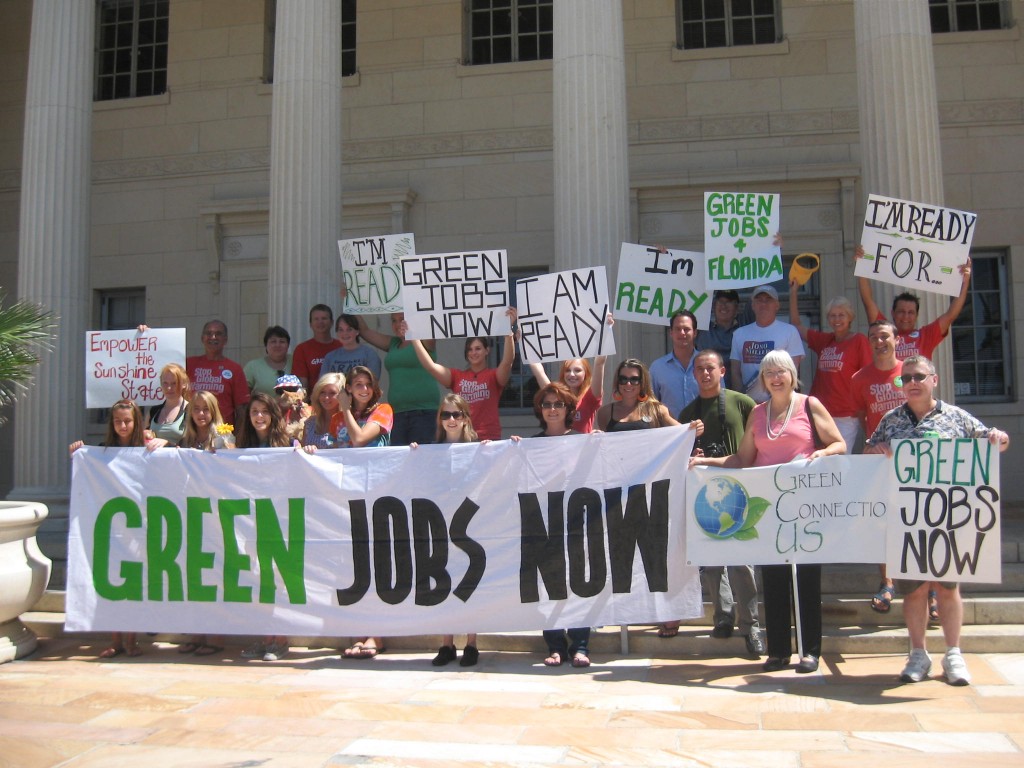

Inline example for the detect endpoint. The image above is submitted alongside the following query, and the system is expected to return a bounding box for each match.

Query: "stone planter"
[0,501,51,663]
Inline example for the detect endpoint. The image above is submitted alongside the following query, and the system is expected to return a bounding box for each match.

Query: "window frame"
[928,0,1010,33]
[951,250,1013,404]
[676,0,782,51]
[263,0,358,84]
[464,0,554,66]
[94,0,169,102]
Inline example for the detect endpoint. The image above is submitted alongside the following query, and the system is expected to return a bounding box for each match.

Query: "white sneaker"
[900,648,932,683]
[241,641,266,659]
[942,647,971,686]
[263,643,287,662]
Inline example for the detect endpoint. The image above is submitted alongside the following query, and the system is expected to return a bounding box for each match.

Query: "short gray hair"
[759,349,801,391]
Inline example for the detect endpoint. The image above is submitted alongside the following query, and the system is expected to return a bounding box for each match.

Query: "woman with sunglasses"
[419,394,484,668]
[691,350,845,674]
[409,308,517,441]
[595,359,682,432]
[526,382,596,667]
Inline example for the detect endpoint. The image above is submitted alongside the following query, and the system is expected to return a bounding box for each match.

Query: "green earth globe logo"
[694,476,769,541]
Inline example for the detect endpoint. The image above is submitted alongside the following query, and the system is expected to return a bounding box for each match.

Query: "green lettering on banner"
[147,496,184,601]
[219,499,253,603]
[93,497,143,601]
[255,498,307,604]
[186,497,218,602]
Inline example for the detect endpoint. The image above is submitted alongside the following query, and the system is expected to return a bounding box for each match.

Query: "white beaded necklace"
[765,395,795,441]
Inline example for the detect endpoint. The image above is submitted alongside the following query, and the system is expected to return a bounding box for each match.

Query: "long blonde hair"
[182,390,225,450]
[310,372,346,432]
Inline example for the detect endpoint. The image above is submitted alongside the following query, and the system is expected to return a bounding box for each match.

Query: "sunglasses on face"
[902,373,933,383]
[275,386,301,393]
[618,376,641,385]
[440,411,465,421]
[540,401,566,410]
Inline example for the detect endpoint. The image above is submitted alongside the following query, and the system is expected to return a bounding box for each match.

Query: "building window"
[952,251,1012,403]
[263,0,357,83]
[466,0,553,65]
[93,289,146,424]
[678,0,780,50]
[95,0,169,101]
[929,0,1008,32]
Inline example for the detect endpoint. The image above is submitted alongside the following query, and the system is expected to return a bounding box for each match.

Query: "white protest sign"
[516,267,616,364]
[338,233,414,314]
[886,438,1001,584]
[66,428,702,635]
[613,243,712,329]
[401,250,511,340]
[685,456,890,566]
[855,195,976,298]
[704,191,783,289]
[85,328,186,408]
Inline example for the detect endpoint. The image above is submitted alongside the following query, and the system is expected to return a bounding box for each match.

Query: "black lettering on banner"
[412,499,451,607]
[566,488,606,598]
[336,499,371,606]
[604,480,670,593]
[450,497,486,602]
[519,491,568,602]
[373,496,413,605]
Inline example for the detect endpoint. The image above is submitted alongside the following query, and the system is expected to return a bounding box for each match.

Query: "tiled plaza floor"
[2,638,1023,767]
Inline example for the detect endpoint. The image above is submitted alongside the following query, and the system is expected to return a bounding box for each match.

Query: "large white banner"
[85,328,186,408]
[887,438,1002,584]
[855,194,977,298]
[685,456,890,566]
[613,243,712,329]
[339,233,414,314]
[67,429,701,635]
[704,191,783,289]
[516,267,616,364]
[401,249,511,340]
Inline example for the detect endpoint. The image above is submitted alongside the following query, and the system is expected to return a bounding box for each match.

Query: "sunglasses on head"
[440,411,464,420]
[618,375,641,385]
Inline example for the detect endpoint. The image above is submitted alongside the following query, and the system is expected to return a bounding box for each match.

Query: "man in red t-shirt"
[186,319,250,428]
[291,303,343,388]
[857,247,972,360]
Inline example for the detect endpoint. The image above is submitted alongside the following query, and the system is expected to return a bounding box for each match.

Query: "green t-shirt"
[678,388,756,457]
[384,337,440,413]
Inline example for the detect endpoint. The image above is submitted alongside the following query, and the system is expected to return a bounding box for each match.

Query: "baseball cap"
[751,285,779,300]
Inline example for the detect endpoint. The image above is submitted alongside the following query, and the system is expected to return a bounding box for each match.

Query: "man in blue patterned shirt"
[865,355,1009,686]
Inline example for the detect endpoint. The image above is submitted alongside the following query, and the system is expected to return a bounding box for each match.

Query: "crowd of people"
[68,262,1010,685]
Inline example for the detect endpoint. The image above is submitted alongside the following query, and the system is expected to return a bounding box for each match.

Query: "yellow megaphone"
[789,252,821,286]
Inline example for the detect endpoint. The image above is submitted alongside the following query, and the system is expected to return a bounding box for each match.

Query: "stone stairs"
[23,520,1024,657]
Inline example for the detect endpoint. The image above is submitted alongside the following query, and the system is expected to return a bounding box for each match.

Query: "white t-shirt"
[730,320,804,402]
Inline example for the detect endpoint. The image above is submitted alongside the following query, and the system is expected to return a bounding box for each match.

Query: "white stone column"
[553,1,635,356]
[268,1,343,338]
[855,0,953,386]
[10,2,94,528]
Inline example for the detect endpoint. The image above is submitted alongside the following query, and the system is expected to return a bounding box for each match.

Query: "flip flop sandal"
[99,646,124,659]
[343,643,365,658]
[657,624,680,638]
[125,644,143,657]
[543,652,563,667]
[871,582,895,613]
[571,653,591,668]
[354,645,382,659]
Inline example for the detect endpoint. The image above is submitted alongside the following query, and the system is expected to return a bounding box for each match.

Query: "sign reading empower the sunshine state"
[685,456,891,566]
[338,233,415,314]
[613,243,712,329]
[515,267,616,365]
[703,191,782,289]
[85,328,186,408]
[66,428,701,635]
[887,438,1001,584]
[401,249,511,340]
[855,194,977,298]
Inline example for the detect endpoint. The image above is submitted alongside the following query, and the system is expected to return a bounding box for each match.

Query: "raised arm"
[355,316,392,353]
[528,362,551,388]
[410,338,452,388]
[788,281,809,341]
[855,245,883,322]
[936,257,972,336]
[494,307,518,388]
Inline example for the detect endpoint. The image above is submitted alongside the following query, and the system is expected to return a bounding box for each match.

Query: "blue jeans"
[543,627,590,657]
